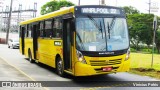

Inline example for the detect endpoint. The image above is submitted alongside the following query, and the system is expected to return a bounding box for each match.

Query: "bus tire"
[56,57,65,77]
[28,50,34,63]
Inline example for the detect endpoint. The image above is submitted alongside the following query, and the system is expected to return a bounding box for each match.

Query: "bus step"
[64,70,73,75]
[35,60,39,63]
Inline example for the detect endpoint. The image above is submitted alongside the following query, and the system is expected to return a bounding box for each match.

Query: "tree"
[139,14,153,49]
[123,6,140,15]
[154,16,160,53]
[127,14,142,50]
[127,14,154,50]
[41,0,75,15]
[123,6,160,53]
[155,25,160,53]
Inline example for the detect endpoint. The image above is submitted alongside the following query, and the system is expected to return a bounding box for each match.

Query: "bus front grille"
[90,59,122,66]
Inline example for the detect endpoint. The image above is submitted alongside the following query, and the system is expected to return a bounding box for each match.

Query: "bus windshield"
[76,17,129,52]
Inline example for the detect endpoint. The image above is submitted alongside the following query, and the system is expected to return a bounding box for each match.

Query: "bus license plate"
[102,67,112,71]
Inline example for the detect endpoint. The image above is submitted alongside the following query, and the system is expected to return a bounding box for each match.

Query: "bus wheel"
[28,50,34,63]
[56,57,64,77]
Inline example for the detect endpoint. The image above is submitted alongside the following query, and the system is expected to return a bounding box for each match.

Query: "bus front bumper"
[74,58,130,76]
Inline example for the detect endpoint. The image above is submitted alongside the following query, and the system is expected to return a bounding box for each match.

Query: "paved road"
[0,44,159,90]
[0,57,29,81]
[0,55,44,90]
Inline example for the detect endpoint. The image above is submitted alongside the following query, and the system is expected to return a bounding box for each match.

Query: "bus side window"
[53,17,62,38]
[37,22,40,37]
[25,25,29,37]
[25,24,32,38]
[45,19,52,38]
[39,21,45,37]
[29,24,32,38]
[57,18,62,38]
[53,19,57,38]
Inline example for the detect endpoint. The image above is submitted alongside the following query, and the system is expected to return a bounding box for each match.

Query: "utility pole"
[78,0,80,5]
[6,0,13,44]
[17,4,22,34]
[151,15,157,68]
[33,2,37,17]
[0,1,2,43]
[101,0,105,5]
[149,0,151,14]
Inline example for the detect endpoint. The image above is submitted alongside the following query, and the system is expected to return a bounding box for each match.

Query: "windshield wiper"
[99,21,103,39]
[102,18,108,51]
[107,22,111,39]
[87,15,103,39]
[107,18,116,39]
[76,32,85,50]
[110,17,116,30]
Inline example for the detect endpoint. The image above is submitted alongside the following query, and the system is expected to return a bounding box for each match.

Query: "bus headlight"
[76,50,87,64]
[125,48,130,60]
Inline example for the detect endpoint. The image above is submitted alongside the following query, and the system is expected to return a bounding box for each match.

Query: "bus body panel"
[37,38,63,67]
[19,38,22,54]
[24,38,33,58]
[71,33,76,73]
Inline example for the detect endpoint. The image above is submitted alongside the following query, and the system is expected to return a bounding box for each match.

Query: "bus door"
[63,17,74,70]
[20,26,25,55]
[32,24,38,60]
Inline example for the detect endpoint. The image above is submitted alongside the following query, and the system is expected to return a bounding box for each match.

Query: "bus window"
[53,17,62,38]
[25,25,28,37]
[45,20,52,38]
[25,24,32,38]
[28,24,32,38]
[39,21,45,37]
[37,23,40,37]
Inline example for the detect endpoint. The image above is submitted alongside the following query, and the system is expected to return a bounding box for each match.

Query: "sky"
[67,0,160,15]
[0,0,160,16]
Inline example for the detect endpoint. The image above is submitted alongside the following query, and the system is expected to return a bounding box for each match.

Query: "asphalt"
[0,57,30,81]
[0,57,47,90]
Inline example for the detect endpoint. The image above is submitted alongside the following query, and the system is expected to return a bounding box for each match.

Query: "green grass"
[131,53,160,70]
[130,52,160,79]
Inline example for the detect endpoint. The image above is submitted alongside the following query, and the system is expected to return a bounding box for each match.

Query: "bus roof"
[20,6,74,25]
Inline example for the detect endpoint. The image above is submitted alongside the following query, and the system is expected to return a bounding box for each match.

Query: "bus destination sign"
[81,8,120,14]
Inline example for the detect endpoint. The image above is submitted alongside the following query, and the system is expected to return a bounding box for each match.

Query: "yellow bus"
[19,5,130,76]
